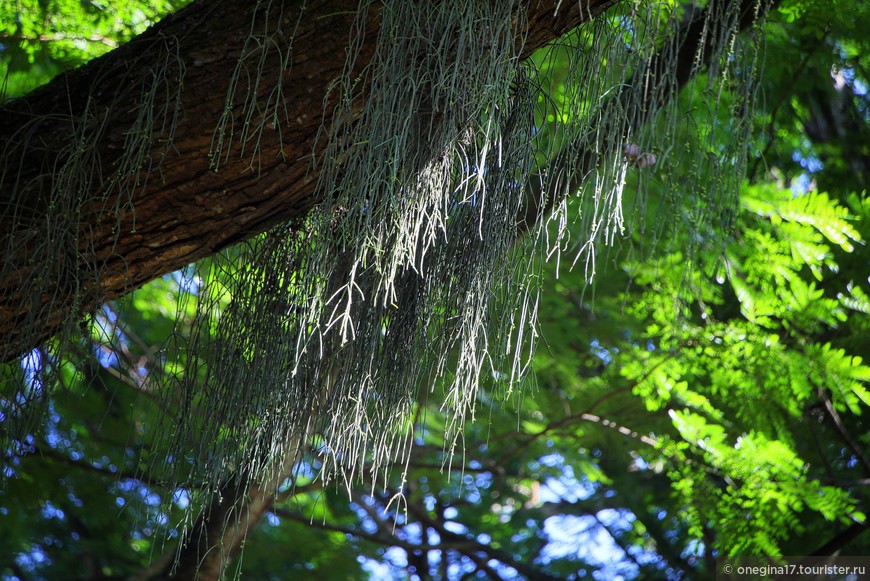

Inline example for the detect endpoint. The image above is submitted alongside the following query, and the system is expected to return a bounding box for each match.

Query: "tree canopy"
[1,0,869,579]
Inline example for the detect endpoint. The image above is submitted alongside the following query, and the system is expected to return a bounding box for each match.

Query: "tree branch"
[0,0,618,362]
[817,386,870,475]
[518,0,778,232]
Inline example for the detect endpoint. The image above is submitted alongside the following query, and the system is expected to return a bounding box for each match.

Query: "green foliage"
[609,185,870,556]
[0,0,190,101]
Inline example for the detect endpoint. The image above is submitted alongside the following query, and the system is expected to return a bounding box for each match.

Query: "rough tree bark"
[0,0,618,362]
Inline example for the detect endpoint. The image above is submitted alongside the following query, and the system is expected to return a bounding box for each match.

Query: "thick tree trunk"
[0,0,617,362]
